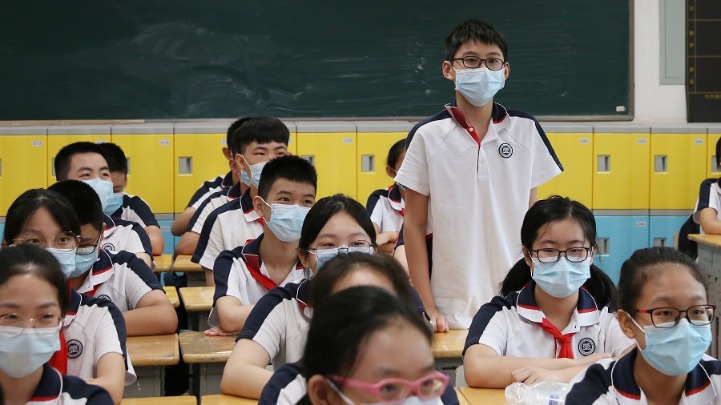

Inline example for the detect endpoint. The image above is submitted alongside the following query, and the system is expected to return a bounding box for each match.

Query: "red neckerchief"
[539,318,575,359]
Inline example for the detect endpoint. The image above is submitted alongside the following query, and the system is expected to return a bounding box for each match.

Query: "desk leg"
[189,363,225,396]
[435,358,461,387]
[123,366,164,398]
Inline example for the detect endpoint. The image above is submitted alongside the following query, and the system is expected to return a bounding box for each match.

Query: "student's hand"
[204,326,238,337]
[511,366,559,384]
[427,308,449,333]
[376,231,399,255]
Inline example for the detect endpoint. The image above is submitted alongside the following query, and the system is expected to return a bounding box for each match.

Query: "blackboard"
[0,1,630,120]
[686,0,721,122]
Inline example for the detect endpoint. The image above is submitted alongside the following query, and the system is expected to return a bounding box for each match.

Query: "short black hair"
[98,142,128,174]
[227,117,253,151]
[48,180,104,232]
[257,155,317,200]
[228,116,289,156]
[3,188,80,246]
[54,142,107,181]
[386,139,406,168]
[445,19,509,62]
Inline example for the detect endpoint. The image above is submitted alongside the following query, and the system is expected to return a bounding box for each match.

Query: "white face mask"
[0,325,61,378]
[453,67,505,106]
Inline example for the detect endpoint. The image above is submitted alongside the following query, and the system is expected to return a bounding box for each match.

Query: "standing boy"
[395,19,563,331]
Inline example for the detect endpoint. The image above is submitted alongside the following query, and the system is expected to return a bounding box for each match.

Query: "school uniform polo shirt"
[187,172,233,209]
[192,189,264,270]
[566,349,721,404]
[64,289,136,385]
[27,364,113,405]
[366,184,405,233]
[101,215,153,258]
[208,234,305,328]
[109,193,160,228]
[693,178,721,232]
[394,102,563,329]
[187,182,241,234]
[238,280,312,370]
[76,249,162,312]
[464,281,632,359]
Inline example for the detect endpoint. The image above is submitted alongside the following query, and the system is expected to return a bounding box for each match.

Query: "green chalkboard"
[0,1,630,120]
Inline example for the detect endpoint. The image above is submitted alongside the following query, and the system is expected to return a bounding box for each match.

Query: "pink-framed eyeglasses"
[328,371,449,403]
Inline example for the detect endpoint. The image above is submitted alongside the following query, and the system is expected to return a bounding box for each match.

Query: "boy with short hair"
[48,180,178,336]
[98,142,164,255]
[395,19,563,331]
[54,142,154,268]
[694,137,721,234]
[209,155,317,335]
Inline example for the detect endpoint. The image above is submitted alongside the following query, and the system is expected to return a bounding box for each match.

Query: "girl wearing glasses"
[0,244,113,405]
[220,194,378,399]
[566,247,720,404]
[463,196,634,388]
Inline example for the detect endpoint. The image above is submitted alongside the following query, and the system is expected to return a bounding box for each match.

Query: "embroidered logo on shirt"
[97,294,111,301]
[102,242,116,252]
[67,339,84,358]
[499,143,513,158]
[578,337,596,356]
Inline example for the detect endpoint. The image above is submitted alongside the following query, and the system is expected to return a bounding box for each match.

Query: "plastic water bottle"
[505,381,569,404]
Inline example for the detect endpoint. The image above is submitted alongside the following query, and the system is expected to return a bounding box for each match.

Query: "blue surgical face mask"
[0,325,61,378]
[46,247,78,279]
[74,248,100,277]
[241,161,268,189]
[104,192,124,216]
[262,199,311,243]
[83,178,115,213]
[313,245,374,272]
[631,317,712,376]
[454,67,505,107]
[531,258,591,298]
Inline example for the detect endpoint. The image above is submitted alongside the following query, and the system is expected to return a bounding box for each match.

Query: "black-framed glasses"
[633,305,716,328]
[451,56,506,71]
[13,231,79,252]
[307,240,374,255]
[77,236,101,256]
[531,247,592,263]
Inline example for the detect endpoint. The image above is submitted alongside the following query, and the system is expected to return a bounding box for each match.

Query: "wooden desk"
[153,254,172,273]
[201,394,257,405]
[432,329,466,375]
[121,396,196,405]
[689,233,721,357]
[164,286,180,308]
[458,386,506,404]
[456,388,471,405]
[125,334,179,398]
[179,286,214,330]
[174,254,203,272]
[180,331,235,396]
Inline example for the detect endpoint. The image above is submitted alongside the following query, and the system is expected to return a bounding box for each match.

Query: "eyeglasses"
[0,313,63,337]
[307,240,375,255]
[451,56,506,71]
[531,247,592,263]
[13,231,80,252]
[77,236,101,256]
[633,305,716,328]
[328,371,449,403]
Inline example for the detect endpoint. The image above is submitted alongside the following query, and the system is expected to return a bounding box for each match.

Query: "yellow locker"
[593,127,650,210]
[0,126,48,216]
[295,121,357,200]
[174,122,234,213]
[707,131,720,179]
[355,121,412,207]
[47,125,112,185]
[536,125,593,208]
[650,128,707,210]
[111,124,174,214]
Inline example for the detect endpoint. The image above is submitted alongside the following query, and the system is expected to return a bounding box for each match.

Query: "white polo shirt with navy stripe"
[101,215,153,258]
[193,188,264,270]
[394,102,563,329]
[464,281,632,359]
[76,249,162,312]
[237,280,311,370]
[693,178,721,233]
[109,193,160,228]
[208,234,305,328]
[187,181,240,234]
[187,171,233,209]
[566,349,721,404]
[27,364,113,405]
[366,184,405,233]
[65,289,136,385]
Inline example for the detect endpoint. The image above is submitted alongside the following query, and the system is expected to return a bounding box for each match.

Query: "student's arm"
[203,266,215,287]
[175,231,200,256]
[392,245,410,275]
[404,188,447,332]
[124,290,178,336]
[84,352,126,404]
[215,296,254,334]
[171,207,196,236]
[220,339,273,399]
[699,207,721,234]
[144,225,164,255]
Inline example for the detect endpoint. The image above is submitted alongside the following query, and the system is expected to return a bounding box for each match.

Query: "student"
[463,196,633,388]
[395,19,563,331]
[366,139,406,254]
[48,181,177,336]
[693,137,721,235]
[301,287,448,405]
[189,116,290,285]
[259,253,459,405]
[54,142,153,268]
[567,247,721,404]
[220,194,377,399]
[3,188,131,403]
[0,244,114,405]
[171,118,249,237]
[209,155,317,335]
[97,142,164,255]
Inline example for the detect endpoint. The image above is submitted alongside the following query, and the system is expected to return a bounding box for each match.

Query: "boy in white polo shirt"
[395,19,563,331]
[209,155,317,335]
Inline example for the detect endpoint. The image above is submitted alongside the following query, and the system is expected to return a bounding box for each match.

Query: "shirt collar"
[227,182,242,199]
[221,171,234,189]
[102,214,116,236]
[240,190,263,223]
[444,101,510,145]
[30,364,63,403]
[80,249,115,295]
[387,184,404,212]
[515,281,600,327]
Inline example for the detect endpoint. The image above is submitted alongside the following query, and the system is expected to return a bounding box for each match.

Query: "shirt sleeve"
[123,267,154,309]
[529,120,564,189]
[394,126,431,196]
[197,218,225,269]
[464,295,513,356]
[126,196,159,228]
[565,360,616,405]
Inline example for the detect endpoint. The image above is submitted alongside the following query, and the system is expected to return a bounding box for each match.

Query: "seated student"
[301,287,449,405]
[209,155,317,335]
[366,139,406,254]
[48,180,177,336]
[171,117,249,237]
[566,247,720,404]
[0,244,114,405]
[693,137,721,235]
[259,253,459,405]
[98,142,164,255]
[392,222,433,277]
[191,116,290,285]
[220,194,377,399]
[463,196,634,388]
[3,192,130,404]
[54,142,153,268]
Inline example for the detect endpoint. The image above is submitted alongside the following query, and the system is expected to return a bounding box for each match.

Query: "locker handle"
[301,155,315,166]
[361,155,375,173]
[597,238,609,255]
[653,238,666,247]
[654,155,668,173]
[597,155,610,172]
[178,157,192,175]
